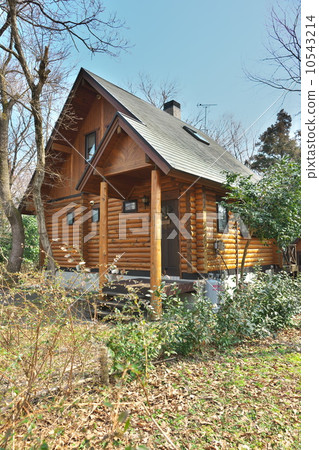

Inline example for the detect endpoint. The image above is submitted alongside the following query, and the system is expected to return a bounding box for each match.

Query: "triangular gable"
[76,112,171,193]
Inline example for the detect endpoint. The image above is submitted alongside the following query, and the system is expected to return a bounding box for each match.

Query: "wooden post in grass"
[150,168,162,317]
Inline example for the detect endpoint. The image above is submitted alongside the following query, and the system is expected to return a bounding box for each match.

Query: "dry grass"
[0,327,300,449]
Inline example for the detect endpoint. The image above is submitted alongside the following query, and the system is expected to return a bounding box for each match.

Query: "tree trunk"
[235,220,239,286]
[7,1,55,275]
[31,96,55,275]
[0,95,25,273]
[240,237,251,282]
[4,204,25,273]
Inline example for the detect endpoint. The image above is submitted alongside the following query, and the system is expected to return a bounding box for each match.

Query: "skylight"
[183,126,210,145]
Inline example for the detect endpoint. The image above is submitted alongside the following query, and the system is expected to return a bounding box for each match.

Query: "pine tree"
[248,110,300,173]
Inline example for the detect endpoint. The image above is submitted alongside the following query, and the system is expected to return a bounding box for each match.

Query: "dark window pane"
[123,200,138,213]
[85,132,96,161]
[67,210,74,225]
[92,207,100,223]
[217,202,228,233]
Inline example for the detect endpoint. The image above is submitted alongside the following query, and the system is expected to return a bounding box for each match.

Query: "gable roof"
[80,69,257,186]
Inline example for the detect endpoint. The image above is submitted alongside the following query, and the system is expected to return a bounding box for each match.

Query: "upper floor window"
[217,200,228,233]
[85,131,96,161]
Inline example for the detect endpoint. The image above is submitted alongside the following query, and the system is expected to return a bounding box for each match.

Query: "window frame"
[67,210,75,226]
[183,125,210,145]
[85,131,97,161]
[92,207,100,223]
[217,200,228,233]
[123,200,138,213]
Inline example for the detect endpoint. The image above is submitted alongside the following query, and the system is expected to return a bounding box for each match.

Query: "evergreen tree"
[248,109,300,173]
[224,157,301,280]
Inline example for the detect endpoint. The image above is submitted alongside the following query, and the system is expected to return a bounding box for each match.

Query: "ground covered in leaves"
[0,327,300,449]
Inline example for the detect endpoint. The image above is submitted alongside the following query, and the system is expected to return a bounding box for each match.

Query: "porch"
[95,164,162,312]
[75,116,202,315]
[102,276,196,297]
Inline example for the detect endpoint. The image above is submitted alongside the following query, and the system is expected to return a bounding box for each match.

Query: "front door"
[161,199,180,276]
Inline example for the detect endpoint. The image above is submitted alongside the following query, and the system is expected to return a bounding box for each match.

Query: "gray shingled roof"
[85,69,257,184]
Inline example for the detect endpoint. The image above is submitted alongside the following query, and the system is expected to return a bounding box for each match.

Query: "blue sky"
[75,0,300,144]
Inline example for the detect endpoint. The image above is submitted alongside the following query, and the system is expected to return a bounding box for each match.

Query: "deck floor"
[102,277,196,297]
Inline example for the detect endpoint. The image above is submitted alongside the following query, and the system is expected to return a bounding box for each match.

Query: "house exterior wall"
[204,189,277,273]
[43,97,116,201]
[38,83,278,277]
[44,176,278,277]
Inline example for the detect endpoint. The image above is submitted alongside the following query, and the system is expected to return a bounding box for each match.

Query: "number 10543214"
[306,15,316,74]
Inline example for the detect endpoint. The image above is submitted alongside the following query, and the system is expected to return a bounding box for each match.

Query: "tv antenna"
[197,103,217,134]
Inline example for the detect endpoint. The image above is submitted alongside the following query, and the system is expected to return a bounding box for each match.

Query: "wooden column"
[150,168,162,317]
[99,181,108,289]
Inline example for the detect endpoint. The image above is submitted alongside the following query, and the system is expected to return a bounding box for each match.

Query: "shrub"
[22,215,39,266]
[161,287,216,356]
[0,215,39,267]
[213,269,301,349]
[106,319,164,374]
[0,267,102,415]
[102,291,166,374]
[104,285,217,374]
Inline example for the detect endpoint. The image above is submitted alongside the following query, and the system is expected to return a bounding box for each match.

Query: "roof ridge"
[83,68,215,137]
[83,68,168,113]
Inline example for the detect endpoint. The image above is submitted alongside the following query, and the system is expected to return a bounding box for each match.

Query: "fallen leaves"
[0,327,300,449]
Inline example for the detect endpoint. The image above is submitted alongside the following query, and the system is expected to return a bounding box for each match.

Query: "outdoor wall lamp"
[142,195,150,207]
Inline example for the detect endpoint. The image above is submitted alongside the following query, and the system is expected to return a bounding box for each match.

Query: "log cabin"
[20,68,281,306]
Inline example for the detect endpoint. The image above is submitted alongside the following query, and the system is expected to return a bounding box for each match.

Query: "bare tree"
[0,47,26,272]
[9,105,35,197]
[207,114,256,164]
[128,74,255,164]
[127,72,180,109]
[186,111,255,164]
[246,0,301,93]
[0,0,127,273]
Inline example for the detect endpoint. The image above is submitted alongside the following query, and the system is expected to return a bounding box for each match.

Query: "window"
[92,207,100,223]
[85,131,96,161]
[67,210,75,225]
[183,126,210,145]
[123,200,138,213]
[217,201,228,233]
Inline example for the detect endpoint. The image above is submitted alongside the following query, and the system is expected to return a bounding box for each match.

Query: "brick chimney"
[163,100,181,119]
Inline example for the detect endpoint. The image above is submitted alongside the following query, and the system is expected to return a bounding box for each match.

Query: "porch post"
[150,168,162,317]
[99,181,108,289]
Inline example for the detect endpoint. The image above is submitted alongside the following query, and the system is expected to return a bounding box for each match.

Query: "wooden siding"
[45,195,85,268]
[44,175,278,275]
[204,189,277,273]
[44,97,116,200]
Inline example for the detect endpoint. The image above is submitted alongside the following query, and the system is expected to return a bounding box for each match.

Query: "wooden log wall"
[204,189,278,273]
[44,195,86,268]
[85,176,182,272]
[44,176,279,275]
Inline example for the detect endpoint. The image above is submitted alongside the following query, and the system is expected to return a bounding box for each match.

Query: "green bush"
[161,287,216,356]
[106,318,164,374]
[104,286,217,375]
[213,270,301,349]
[22,215,39,266]
[0,215,39,267]
[102,271,301,372]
